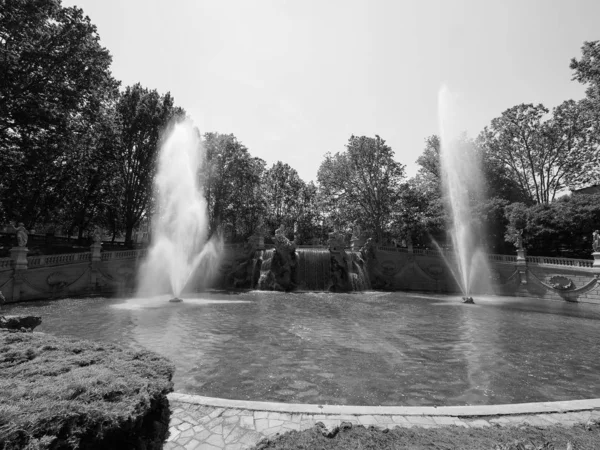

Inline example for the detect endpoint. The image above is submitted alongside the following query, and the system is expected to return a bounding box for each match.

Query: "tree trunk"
[125,226,133,248]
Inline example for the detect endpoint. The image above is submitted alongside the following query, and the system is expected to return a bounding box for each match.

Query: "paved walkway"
[164,393,600,450]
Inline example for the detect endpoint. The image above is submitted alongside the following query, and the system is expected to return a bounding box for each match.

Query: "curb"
[168,393,600,417]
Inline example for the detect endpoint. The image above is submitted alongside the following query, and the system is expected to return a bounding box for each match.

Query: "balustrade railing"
[488,254,517,263]
[4,244,597,270]
[101,248,147,261]
[526,255,593,268]
[375,246,596,267]
[0,258,12,271]
[27,252,91,268]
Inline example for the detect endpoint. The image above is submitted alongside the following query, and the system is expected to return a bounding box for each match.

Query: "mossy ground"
[0,331,174,449]
[254,422,600,449]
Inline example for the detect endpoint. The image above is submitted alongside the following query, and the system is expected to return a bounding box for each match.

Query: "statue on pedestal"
[593,230,600,252]
[92,227,103,244]
[15,223,28,247]
[515,229,524,251]
[351,223,362,241]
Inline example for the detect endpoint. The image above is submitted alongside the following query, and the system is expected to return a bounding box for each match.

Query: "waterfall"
[254,247,371,292]
[296,248,331,291]
[351,251,371,291]
[256,249,274,288]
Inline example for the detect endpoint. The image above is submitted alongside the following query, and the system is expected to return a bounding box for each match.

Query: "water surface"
[6,292,600,406]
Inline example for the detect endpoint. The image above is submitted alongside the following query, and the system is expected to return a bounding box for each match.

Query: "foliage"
[479,102,595,204]
[317,135,405,242]
[570,41,600,94]
[409,135,522,251]
[114,83,185,245]
[503,202,529,247]
[0,331,174,449]
[262,162,305,237]
[202,133,266,240]
[503,194,600,257]
[254,422,598,450]
[0,0,118,226]
[570,40,600,187]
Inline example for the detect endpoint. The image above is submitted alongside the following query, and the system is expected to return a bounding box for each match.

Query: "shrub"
[0,332,175,449]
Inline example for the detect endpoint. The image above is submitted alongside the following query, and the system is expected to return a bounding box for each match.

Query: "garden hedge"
[0,331,174,449]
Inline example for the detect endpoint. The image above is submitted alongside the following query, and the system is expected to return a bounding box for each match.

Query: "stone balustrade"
[28,252,92,268]
[101,249,147,261]
[527,255,594,268]
[0,258,12,271]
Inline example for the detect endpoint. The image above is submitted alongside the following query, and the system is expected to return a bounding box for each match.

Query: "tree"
[0,0,118,226]
[504,194,600,258]
[317,135,405,242]
[409,134,526,252]
[570,41,600,185]
[262,162,305,235]
[57,97,121,241]
[115,84,185,246]
[571,41,600,94]
[479,102,594,204]
[201,133,265,240]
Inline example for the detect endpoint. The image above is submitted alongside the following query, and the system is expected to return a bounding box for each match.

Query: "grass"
[254,421,600,450]
[0,331,175,449]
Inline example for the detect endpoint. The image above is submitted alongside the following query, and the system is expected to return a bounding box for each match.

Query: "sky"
[63,0,599,182]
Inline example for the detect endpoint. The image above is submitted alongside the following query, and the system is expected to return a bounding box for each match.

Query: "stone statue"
[275,223,286,238]
[515,229,524,251]
[593,230,600,252]
[15,223,28,247]
[351,223,362,240]
[92,227,103,244]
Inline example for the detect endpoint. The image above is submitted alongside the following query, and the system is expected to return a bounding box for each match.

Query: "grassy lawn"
[255,421,600,449]
[0,331,174,449]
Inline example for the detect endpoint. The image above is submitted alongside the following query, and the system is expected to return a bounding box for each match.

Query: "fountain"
[136,120,223,301]
[438,86,492,300]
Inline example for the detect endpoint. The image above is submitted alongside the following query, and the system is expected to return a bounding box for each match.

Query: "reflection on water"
[5,292,600,406]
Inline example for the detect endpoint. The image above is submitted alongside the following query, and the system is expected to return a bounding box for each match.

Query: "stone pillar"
[350,236,366,251]
[407,235,414,253]
[516,248,527,285]
[90,242,102,291]
[10,246,28,270]
[248,234,264,251]
[91,242,102,262]
[593,252,600,272]
[10,246,28,302]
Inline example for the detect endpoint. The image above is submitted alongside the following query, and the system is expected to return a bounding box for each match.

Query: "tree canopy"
[0,0,118,226]
[318,135,405,242]
[479,102,594,204]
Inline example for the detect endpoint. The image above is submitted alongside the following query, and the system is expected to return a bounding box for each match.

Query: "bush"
[0,332,175,449]
[504,194,600,258]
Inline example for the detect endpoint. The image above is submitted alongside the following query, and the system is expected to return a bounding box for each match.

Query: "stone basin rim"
[169,392,600,417]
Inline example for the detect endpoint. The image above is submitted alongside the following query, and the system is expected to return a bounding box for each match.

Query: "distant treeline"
[1,1,599,256]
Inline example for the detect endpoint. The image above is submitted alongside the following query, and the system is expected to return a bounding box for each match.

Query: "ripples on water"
[6,292,600,406]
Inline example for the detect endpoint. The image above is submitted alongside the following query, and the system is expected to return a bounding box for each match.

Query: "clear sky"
[63,0,598,181]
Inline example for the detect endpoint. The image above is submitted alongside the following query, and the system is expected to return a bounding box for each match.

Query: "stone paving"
[164,394,600,450]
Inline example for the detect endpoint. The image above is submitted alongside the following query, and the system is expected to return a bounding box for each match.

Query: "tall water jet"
[438,86,491,298]
[137,119,223,300]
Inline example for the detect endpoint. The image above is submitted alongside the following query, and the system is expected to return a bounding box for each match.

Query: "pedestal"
[90,242,103,290]
[10,246,28,270]
[248,235,264,251]
[515,248,527,284]
[91,242,102,262]
[593,252,600,270]
[350,236,366,251]
[9,247,28,302]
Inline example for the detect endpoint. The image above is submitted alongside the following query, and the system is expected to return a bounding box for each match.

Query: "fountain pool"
[6,292,600,407]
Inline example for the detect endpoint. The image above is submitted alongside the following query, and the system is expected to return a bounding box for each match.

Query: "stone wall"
[0,247,148,303]
[369,247,600,305]
[2,243,600,305]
